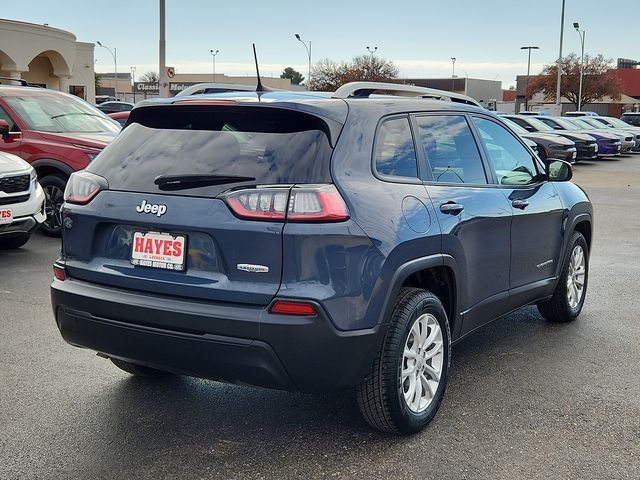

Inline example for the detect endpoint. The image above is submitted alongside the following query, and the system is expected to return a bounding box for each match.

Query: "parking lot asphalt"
[1,156,639,480]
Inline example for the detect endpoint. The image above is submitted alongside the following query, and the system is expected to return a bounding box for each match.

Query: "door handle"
[440,202,464,215]
[512,199,529,209]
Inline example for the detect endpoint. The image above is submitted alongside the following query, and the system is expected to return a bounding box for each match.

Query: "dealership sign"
[134,82,199,94]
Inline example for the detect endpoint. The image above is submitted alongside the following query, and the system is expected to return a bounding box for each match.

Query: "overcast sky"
[4,0,639,88]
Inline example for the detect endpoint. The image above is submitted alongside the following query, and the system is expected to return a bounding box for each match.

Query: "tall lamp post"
[366,46,378,58]
[210,49,219,82]
[574,22,586,111]
[96,41,117,99]
[556,0,566,109]
[521,46,539,111]
[294,33,311,86]
[451,57,456,91]
[130,66,136,102]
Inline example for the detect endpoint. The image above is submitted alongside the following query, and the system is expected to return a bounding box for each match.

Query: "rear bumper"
[51,278,384,393]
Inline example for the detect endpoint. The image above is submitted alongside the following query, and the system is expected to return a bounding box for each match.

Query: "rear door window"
[415,115,487,184]
[374,117,419,178]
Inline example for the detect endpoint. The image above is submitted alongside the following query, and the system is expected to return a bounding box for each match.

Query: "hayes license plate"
[0,208,13,225]
[130,231,186,271]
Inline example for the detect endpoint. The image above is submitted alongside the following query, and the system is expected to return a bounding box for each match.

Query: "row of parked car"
[0,79,635,250]
[500,113,640,164]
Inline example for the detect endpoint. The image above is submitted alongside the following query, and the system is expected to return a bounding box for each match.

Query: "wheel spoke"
[423,363,440,382]
[412,373,423,410]
[423,341,443,360]
[421,372,436,399]
[424,322,438,348]
[402,362,417,378]
[404,347,417,359]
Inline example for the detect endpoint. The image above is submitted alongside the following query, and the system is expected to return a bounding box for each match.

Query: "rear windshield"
[88,106,333,197]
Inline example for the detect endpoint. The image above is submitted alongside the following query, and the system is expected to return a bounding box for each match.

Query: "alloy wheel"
[401,313,444,413]
[566,244,586,309]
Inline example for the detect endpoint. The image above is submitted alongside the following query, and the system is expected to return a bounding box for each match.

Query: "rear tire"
[356,288,451,434]
[0,235,30,250]
[110,358,172,377]
[537,231,589,322]
[39,174,67,237]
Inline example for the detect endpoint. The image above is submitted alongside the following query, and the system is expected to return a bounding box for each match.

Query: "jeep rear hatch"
[62,105,342,307]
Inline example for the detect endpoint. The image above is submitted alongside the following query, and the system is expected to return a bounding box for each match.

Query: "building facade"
[0,18,95,102]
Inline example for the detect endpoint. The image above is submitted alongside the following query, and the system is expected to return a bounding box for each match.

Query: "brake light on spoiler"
[223,184,349,222]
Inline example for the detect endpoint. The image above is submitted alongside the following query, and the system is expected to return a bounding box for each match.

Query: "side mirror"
[546,159,573,182]
[554,125,563,130]
[0,119,9,141]
[525,125,535,132]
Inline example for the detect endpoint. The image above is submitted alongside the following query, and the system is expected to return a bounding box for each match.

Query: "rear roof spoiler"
[332,81,482,107]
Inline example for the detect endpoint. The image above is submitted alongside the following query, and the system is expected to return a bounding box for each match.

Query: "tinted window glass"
[473,117,540,186]
[89,106,333,197]
[0,105,19,132]
[374,117,418,178]
[5,94,119,133]
[416,115,487,184]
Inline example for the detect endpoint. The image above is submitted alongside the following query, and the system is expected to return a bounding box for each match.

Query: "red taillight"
[224,184,349,223]
[53,264,66,281]
[287,185,349,222]
[224,188,289,220]
[270,301,317,316]
[64,171,107,205]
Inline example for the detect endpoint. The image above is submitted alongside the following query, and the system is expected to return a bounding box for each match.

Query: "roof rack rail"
[0,77,29,86]
[331,81,482,107]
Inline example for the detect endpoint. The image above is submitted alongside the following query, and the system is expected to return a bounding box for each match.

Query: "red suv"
[0,84,119,235]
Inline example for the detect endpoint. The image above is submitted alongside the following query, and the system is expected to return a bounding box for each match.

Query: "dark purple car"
[538,117,621,157]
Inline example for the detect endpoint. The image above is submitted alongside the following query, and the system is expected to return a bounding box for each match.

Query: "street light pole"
[556,0,566,109]
[574,22,586,111]
[294,33,311,86]
[131,66,136,102]
[366,46,378,59]
[521,46,539,111]
[210,49,219,82]
[451,57,456,91]
[96,41,117,99]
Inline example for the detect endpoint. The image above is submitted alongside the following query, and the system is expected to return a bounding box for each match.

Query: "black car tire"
[110,358,173,377]
[0,235,30,250]
[538,231,589,323]
[40,174,67,237]
[356,288,451,434]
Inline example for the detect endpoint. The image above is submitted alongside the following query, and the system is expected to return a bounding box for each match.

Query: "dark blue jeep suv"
[51,83,593,434]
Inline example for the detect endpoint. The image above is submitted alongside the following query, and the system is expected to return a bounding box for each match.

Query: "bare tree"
[526,54,622,108]
[309,56,399,92]
[140,71,159,83]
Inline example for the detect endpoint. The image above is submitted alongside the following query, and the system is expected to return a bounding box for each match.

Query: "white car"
[0,152,46,249]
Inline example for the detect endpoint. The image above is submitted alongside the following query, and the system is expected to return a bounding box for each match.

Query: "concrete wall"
[464,78,502,104]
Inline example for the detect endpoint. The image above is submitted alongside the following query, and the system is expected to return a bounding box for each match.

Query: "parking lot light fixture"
[130,66,136,102]
[521,46,540,111]
[574,22,586,111]
[366,46,378,58]
[97,41,117,100]
[210,49,219,82]
[294,33,311,87]
[451,57,456,90]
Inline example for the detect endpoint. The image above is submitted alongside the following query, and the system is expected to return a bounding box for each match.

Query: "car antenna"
[253,43,272,93]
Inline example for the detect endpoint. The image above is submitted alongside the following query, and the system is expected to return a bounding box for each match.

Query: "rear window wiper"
[153,174,256,191]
